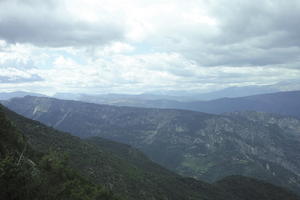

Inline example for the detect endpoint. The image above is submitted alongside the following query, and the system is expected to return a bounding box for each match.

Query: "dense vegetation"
[0,106,119,200]
[214,175,300,200]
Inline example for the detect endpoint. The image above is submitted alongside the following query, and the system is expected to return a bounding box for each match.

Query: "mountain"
[0,91,46,100]
[190,85,279,100]
[144,85,279,100]
[4,96,300,194]
[52,85,280,104]
[183,90,300,118]
[2,104,300,200]
[73,91,300,119]
[214,175,300,200]
[54,92,189,103]
[0,105,119,200]
[53,92,83,100]
[0,104,238,200]
[3,104,298,200]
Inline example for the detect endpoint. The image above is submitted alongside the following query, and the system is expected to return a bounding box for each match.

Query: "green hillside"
[0,105,119,200]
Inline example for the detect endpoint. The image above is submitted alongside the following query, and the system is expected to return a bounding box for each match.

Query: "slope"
[4,96,300,194]
[2,103,300,200]
[0,105,119,200]
[1,104,235,200]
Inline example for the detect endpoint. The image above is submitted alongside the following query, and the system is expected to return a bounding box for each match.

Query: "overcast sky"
[0,0,300,95]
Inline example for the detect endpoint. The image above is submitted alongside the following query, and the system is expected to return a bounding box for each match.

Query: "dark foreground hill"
[4,96,300,195]
[0,105,119,200]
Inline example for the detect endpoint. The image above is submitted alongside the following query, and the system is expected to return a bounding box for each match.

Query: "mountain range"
[52,91,300,119]
[2,103,299,199]
[2,90,300,119]
[53,85,279,102]
[0,91,47,100]
[3,95,300,195]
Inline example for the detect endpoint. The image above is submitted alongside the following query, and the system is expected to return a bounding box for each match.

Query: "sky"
[0,0,300,95]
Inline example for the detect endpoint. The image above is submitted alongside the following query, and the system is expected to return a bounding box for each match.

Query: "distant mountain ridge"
[3,90,300,119]
[4,95,300,194]
[0,91,46,100]
[72,90,300,118]
[143,85,279,100]
[53,85,280,102]
[185,90,300,118]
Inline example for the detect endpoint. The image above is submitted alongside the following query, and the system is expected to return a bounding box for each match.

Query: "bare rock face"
[4,95,300,194]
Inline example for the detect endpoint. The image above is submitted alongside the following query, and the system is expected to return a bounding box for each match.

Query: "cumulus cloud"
[0,0,300,94]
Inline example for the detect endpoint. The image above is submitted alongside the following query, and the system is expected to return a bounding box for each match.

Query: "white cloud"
[0,0,300,94]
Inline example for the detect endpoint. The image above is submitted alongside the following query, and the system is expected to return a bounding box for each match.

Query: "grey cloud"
[160,0,300,68]
[0,0,124,47]
[209,0,300,46]
[190,44,300,67]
